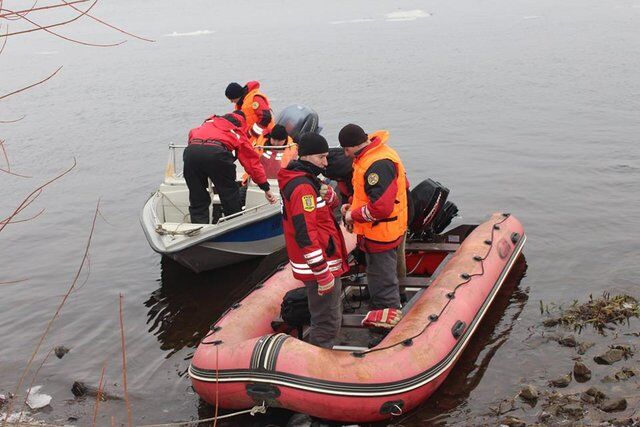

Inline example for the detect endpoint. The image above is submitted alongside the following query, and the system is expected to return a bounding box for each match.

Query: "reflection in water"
[145,249,287,359]
[400,255,529,426]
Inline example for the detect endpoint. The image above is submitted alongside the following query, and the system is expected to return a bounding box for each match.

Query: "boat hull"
[189,213,526,422]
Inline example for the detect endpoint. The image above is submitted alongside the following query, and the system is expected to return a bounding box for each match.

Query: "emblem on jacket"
[367,173,379,186]
[302,195,316,212]
[252,101,260,109]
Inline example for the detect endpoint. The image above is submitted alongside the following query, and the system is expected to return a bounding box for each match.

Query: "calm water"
[2,0,639,425]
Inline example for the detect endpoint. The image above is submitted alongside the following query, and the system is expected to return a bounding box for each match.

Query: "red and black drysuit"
[234,81,273,139]
[185,115,269,223]
[277,160,348,348]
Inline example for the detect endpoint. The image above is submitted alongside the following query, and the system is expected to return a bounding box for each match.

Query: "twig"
[19,347,54,420]
[1,200,100,427]
[0,116,26,123]
[92,361,107,427]
[119,293,132,427]
[0,208,45,225]
[0,24,7,55]
[1,0,39,21]
[0,167,32,178]
[0,0,89,19]
[0,66,62,101]
[0,278,28,286]
[60,0,155,42]
[0,158,76,233]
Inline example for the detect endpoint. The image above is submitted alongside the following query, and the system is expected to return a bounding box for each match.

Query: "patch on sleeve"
[367,173,379,186]
[302,194,316,212]
[252,101,260,110]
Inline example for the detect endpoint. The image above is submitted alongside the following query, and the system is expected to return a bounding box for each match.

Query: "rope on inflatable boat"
[352,213,513,358]
[139,346,268,426]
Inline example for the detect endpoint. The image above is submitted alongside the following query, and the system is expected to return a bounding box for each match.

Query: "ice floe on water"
[330,18,374,25]
[385,10,431,21]
[163,30,214,37]
[522,15,542,20]
[34,51,59,55]
[26,386,51,410]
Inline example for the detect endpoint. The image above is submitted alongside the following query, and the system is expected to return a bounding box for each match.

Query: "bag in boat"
[280,286,311,328]
[409,179,459,240]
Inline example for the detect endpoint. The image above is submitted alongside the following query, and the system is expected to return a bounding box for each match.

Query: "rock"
[600,398,627,412]
[519,384,539,402]
[614,367,636,381]
[71,381,121,401]
[577,341,595,355]
[580,393,596,404]
[550,374,572,388]
[0,394,8,409]
[612,418,635,426]
[573,361,592,381]
[287,413,313,427]
[54,346,70,359]
[585,387,606,400]
[537,411,552,422]
[559,403,584,418]
[501,416,526,427]
[559,335,577,347]
[594,348,625,365]
[25,385,52,410]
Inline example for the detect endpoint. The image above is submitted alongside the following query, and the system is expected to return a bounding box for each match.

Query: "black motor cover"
[409,179,458,240]
[275,105,320,143]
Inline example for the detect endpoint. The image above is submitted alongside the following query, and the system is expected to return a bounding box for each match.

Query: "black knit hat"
[222,111,245,128]
[298,132,329,156]
[225,82,244,100]
[269,124,288,141]
[338,123,368,147]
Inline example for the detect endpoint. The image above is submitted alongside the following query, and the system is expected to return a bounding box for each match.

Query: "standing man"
[225,81,274,143]
[255,124,298,178]
[184,111,277,224]
[277,133,348,348]
[338,124,408,329]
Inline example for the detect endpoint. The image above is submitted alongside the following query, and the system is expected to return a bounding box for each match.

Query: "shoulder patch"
[252,101,260,110]
[302,194,316,212]
[367,173,379,186]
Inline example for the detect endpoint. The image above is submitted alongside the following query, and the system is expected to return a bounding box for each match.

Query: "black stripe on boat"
[191,234,526,397]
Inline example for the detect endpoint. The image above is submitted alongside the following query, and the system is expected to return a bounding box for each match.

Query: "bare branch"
[0,65,62,101]
[60,0,155,42]
[0,168,32,178]
[0,278,28,286]
[1,2,127,48]
[0,208,45,224]
[0,157,75,234]
[0,24,7,54]
[1,0,39,21]
[20,347,54,420]
[0,0,89,19]
[92,361,107,426]
[119,293,133,427]
[1,200,100,426]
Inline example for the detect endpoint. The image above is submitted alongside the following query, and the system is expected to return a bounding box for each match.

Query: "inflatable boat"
[140,105,319,272]
[189,183,526,422]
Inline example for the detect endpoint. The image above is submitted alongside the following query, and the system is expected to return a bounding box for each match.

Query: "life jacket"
[351,131,408,243]
[236,82,274,138]
[277,162,348,282]
[242,137,297,182]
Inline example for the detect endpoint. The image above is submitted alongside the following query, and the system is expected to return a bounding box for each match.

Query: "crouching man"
[277,133,348,348]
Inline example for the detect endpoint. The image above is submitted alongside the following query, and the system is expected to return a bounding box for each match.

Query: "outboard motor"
[408,179,459,241]
[275,105,320,143]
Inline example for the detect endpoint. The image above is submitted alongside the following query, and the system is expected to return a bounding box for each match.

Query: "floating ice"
[523,15,542,20]
[34,51,59,55]
[163,30,214,37]
[385,10,431,21]
[25,386,51,410]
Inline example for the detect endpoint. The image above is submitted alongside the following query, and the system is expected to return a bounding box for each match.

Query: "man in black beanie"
[338,124,409,330]
[225,81,274,144]
[277,133,348,348]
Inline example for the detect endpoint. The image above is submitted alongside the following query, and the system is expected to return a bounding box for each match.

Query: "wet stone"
[600,398,627,412]
[54,346,70,359]
[550,374,572,388]
[594,348,625,365]
[537,411,552,422]
[577,341,595,355]
[580,393,596,404]
[519,384,539,402]
[543,318,560,327]
[501,416,526,427]
[559,335,577,347]
[612,417,636,426]
[559,403,584,418]
[585,387,606,401]
[573,361,592,381]
[614,367,636,381]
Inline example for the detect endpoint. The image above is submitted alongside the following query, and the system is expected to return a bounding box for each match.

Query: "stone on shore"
[600,398,627,412]
[594,348,625,365]
[573,361,592,381]
[519,384,539,402]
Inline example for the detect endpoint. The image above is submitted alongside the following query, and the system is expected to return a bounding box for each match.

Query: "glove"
[321,184,337,206]
[361,308,403,329]
[316,269,335,296]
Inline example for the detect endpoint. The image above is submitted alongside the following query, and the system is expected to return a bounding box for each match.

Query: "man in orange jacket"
[339,123,409,329]
[225,81,274,143]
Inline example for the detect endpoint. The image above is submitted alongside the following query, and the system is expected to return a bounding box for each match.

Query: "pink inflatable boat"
[189,212,526,423]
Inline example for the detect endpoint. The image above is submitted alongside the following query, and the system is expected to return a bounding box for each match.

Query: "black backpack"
[280,287,311,327]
